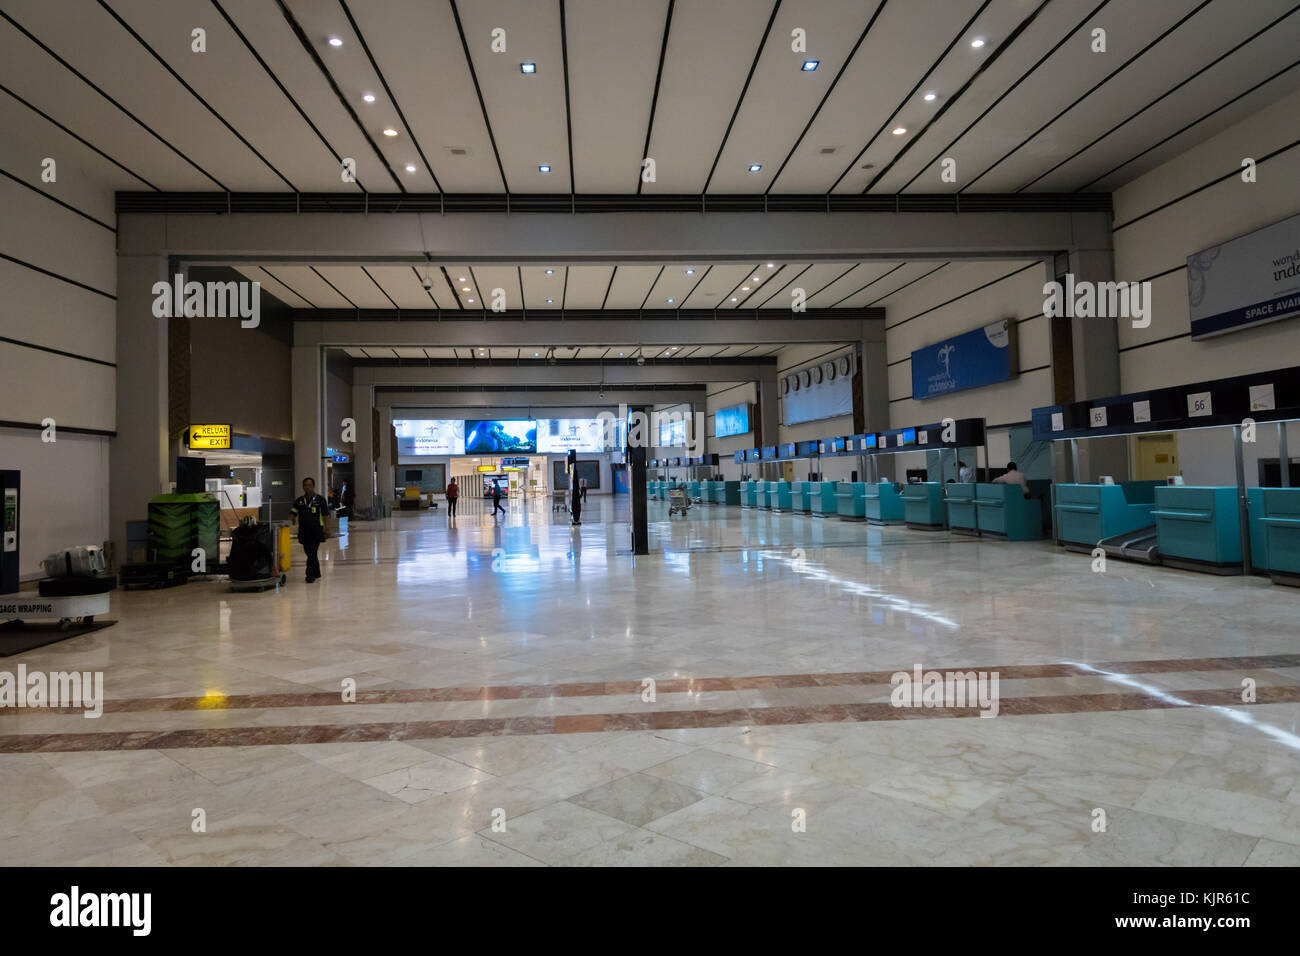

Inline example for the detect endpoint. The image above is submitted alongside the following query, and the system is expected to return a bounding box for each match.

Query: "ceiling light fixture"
[801,60,819,71]
[666,297,674,304]
[545,269,554,275]
[520,62,536,73]
[327,36,343,47]
[467,298,474,303]
[892,127,907,136]
[923,91,937,102]
[538,164,551,173]
[362,93,375,103]
[970,37,985,48]
[686,268,695,275]
[767,263,775,268]
[382,128,398,137]
[742,286,750,291]
[748,164,762,173]
[404,164,416,173]
[545,298,553,304]
[462,287,471,292]
[731,297,738,302]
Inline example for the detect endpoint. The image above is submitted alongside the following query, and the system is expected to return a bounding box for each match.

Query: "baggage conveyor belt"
[1095,525,1161,564]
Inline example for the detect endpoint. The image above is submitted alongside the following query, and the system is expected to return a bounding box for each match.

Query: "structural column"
[376,404,394,511]
[110,253,170,557]
[860,329,892,481]
[628,404,649,555]
[292,345,324,489]
[351,383,376,510]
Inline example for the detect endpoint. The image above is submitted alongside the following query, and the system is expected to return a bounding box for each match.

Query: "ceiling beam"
[376,387,706,409]
[296,315,880,348]
[354,363,775,388]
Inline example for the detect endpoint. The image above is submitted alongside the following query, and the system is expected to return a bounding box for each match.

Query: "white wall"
[0,146,116,579]
[1112,86,1300,484]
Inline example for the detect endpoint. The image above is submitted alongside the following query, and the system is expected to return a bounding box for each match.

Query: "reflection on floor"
[2,496,1298,865]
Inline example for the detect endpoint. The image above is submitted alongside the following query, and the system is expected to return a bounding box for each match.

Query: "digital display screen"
[659,417,688,447]
[394,419,465,456]
[537,418,608,453]
[833,437,847,452]
[901,428,917,445]
[860,434,878,449]
[465,420,537,454]
[714,403,750,438]
[745,449,760,462]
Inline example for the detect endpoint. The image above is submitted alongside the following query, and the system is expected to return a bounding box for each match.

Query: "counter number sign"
[1187,392,1213,418]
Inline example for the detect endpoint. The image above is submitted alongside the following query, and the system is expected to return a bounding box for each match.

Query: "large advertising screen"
[714,403,750,438]
[394,419,465,456]
[537,418,608,453]
[465,420,537,454]
[659,417,687,447]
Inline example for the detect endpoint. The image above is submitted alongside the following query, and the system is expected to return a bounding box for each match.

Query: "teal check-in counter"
[945,482,978,534]
[902,482,945,529]
[975,482,1047,540]
[836,482,867,519]
[1152,485,1241,573]
[1054,481,1161,550]
[719,480,742,505]
[741,481,759,508]
[864,482,905,525]
[755,480,772,509]
[771,481,793,511]
[686,480,701,501]
[647,481,659,500]
[793,481,812,513]
[1251,487,1300,585]
[810,481,839,516]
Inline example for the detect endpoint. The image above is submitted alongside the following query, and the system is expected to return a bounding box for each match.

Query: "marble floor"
[2,496,1298,866]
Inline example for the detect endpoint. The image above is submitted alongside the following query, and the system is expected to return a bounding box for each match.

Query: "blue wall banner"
[911,320,1018,400]
[1188,212,1300,340]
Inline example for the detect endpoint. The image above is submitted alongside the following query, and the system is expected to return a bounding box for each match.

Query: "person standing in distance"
[290,477,329,583]
[446,477,459,518]
[958,460,976,484]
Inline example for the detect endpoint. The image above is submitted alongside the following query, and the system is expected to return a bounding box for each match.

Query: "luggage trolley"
[668,487,692,517]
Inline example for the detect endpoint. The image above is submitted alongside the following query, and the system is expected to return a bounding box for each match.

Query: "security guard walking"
[289,477,329,583]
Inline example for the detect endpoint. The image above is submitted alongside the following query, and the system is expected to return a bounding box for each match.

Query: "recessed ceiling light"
[751,276,759,282]
[666,297,674,304]
[546,298,553,303]
[458,276,466,281]
[748,164,762,173]
[382,128,398,137]
[362,93,375,103]
[619,352,624,356]
[462,287,471,292]
[892,127,907,136]
[545,269,554,275]
[731,297,738,302]
[970,37,985,48]
[467,298,474,303]
[327,37,343,47]
[742,286,750,291]
[520,62,536,74]
[534,352,540,356]
[801,60,819,71]
[404,164,416,173]
[923,91,937,102]
[685,268,695,275]
[538,164,551,173]
[767,263,775,268]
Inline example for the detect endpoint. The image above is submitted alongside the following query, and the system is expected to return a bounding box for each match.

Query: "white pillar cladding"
[376,404,393,511]
[860,322,893,481]
[292,345,324,491]
[351,383,376,511]
[110,252,170,556]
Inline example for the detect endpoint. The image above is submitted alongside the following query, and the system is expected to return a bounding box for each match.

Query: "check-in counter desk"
[810,481,839,516]
[792,481,812,513]
[902,482,945,530]
[771,481,793,511]
[974,482,1047,540]
[1054,481,1161,550]
[1151,486,1241,574]
[865,482,905,525]
[1250,487,1300,585]
[752,480,768,509]
[646,481,658,500]
[740,481,759,508]
[836,482,867,520]
[945,483,978,534]
[686,480,701,501]
[703,480,724,503]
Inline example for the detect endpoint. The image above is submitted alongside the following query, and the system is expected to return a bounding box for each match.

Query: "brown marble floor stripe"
[4,652,1298,717]
[2,684,1298,754]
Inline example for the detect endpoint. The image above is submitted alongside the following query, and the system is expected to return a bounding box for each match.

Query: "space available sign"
[911,320,1018,400]
[1188,212,1300,339]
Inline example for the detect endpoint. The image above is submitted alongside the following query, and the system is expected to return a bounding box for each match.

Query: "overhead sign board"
[911,320,1018,400]
[187,424,231,450]
[1188,212,1300,339]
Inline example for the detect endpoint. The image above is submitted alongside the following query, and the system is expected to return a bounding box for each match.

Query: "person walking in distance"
[491,479,506,517]
[446,477,459,518]
[289,477,329,583]
[579,476,588,504]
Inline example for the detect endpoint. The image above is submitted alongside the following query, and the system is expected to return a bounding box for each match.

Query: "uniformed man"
[289,477,329,583]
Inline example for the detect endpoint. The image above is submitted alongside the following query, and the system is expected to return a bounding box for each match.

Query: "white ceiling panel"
[684,264,757,309]
[454,0,569,192]
[603,265,662,308]
[566,0,668,193]
[236,266,315,309]
[470,265,524,312]
[560,265,615,309]
[315,266,395,308]
[520,265,565,309]
[259,265,355,308]
[367,266,447,309]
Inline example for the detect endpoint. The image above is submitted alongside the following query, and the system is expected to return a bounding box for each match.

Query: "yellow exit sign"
[188,424,232,450]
